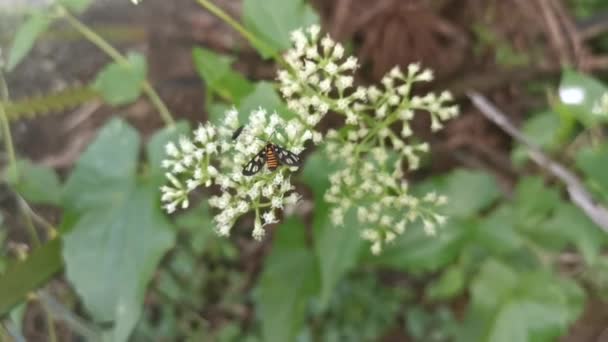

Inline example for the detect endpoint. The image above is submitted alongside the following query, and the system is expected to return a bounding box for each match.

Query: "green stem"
[20,199,41,248]
[141,82,174,126]
[194,0,270,55]
[0,74,17,180]
[60,7,175,126]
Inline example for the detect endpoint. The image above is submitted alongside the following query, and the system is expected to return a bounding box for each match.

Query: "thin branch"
[537,0,572,65]
[467,91,608,233]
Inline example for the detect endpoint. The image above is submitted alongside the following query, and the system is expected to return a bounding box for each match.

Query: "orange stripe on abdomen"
[267,151,278,168]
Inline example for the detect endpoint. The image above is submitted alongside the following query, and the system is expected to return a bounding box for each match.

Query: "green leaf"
[9,302,27,337]
[512,111,561,165]
[583,257,608,301]
[0,238,63,315]
[474,205,524,255]
[5,159,61,205]
[63,188,174,341]
[58,0,93,13]
[301,151,362,311]
[426,265,465,301]
[207,102,232,125]
[367,219,471,273]
[513,177,561,227]
[63,118,140,212]
[460,260,584,342]
[424,169,500,219]
[242,0,319,58]
[93,53,147,106]
[312,209,362,311]
[254,218,319,342]
[7,11,53,71]
[174,202,216,255]
[406,307,430,340]
[558,70,608,127]
[146,121,190,186]
[62,118,175,342]
[537,203,604,265]
[192,47,254,104]
[239,82,296,122]
[576,143,608,200]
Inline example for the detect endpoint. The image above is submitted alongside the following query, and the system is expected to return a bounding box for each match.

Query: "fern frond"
[1,86,99,121]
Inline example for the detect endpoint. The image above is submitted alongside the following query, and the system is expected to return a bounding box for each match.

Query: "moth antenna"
[231,125,245,140]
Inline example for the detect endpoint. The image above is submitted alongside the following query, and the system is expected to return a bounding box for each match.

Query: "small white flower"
[341,56,358,70]
[371,242,382,255]
[331,207,344,226]
[321,35,334,51]
[286,192,300,205]
[194,125,207,143]
[165,202,177,213]
[417,69,434,82]
[332,43,344,59]
[253,219,265,240]
[262,211,277,225]
[165,142,179,157]
[271,196,283,209]
[179,136,195,154]
[423,220,436,235]
[407,63,421,76]
[434,214,447,225]
[324,62,338,75]
[218,224,231,236]
[307,25,321,39]
[319,79,331,93]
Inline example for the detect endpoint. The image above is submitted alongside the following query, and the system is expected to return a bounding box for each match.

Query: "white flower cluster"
[160,25,458,252]
[278,26,458,254]
[160,105,317,239]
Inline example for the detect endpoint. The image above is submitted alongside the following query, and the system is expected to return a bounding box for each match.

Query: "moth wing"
[242,148,267,175]
[274,145,301,166]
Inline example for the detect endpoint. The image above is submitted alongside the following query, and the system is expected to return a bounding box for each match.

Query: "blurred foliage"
[570,0,608,18]
[2,0,608,341]
[472,23,531,67]
[242,0,319,58]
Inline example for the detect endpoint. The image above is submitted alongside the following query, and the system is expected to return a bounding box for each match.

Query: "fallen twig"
[467,91,608,233]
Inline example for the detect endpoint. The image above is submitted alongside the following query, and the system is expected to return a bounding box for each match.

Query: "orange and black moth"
[265,144,279,170]
[242,143,301,176]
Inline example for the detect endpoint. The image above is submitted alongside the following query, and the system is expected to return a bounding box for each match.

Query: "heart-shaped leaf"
[62,118,175,342]
[93,53,147,106]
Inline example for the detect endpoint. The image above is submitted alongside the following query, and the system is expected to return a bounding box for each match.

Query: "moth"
[242,143,301,175]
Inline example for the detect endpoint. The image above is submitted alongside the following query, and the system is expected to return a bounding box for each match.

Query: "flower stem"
[60,6,175,126]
